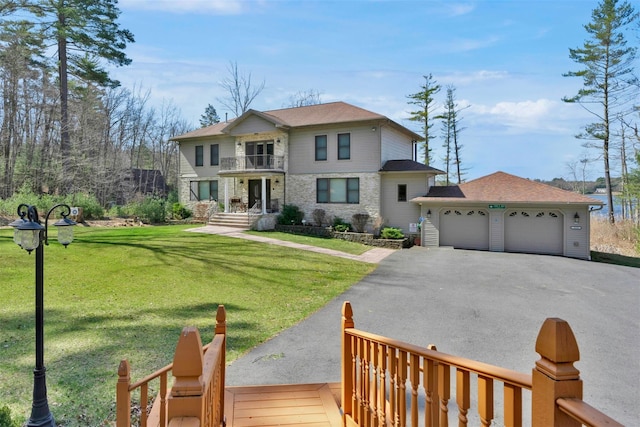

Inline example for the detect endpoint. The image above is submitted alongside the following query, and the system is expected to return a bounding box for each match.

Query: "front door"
[248,179,270,210]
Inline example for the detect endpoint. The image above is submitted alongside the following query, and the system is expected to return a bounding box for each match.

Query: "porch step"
[209,212,250,229]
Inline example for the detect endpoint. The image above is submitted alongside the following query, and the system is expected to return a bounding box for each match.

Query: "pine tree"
[563,0,638,224]
[407,74,441,166]
[200,104,221,127]
[439,86,468,184]
[2,0,134,193]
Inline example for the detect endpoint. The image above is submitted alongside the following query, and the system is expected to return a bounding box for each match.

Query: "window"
[397,184,407,202]
[315,135,327,161]
[190,180,218,201]
[210,144,219,166]
[195,145,204,167]
[337,133,350,160]
[317,178,359,204]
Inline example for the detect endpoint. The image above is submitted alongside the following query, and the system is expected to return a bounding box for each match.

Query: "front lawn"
[0,225,375,426]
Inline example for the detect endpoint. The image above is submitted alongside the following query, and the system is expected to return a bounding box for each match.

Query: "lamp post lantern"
[12,203,76,427]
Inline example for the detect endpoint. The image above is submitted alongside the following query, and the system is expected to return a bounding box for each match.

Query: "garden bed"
[274,224,408,249]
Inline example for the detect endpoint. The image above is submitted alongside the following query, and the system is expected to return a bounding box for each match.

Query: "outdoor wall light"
[275,179,280,184]
[276,138,281,144]
[237,142,241,146]
[239,179,244,184]
[426,209,431,218]
[11,203,76,427]
[371,127,376,132]
[574,212,580,223]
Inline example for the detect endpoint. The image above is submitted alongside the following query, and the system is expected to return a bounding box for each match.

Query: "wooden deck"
[224,383,342,427]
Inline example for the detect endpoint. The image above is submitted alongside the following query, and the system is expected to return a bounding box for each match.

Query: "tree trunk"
[58,12,72,194]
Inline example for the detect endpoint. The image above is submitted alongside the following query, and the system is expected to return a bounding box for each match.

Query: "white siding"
[288,124,381,174]
[381,126,413,163]
[179,137,235,178]
[380,172,428,231]
[228,115,276,135]
[489,210,505,251]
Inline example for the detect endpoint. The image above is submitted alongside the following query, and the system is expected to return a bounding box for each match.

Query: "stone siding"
[275,224,406,249]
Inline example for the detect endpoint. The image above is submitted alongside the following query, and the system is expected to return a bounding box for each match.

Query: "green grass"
[0,225,375,426]
[244,230,371,255]
[591,250,640,268]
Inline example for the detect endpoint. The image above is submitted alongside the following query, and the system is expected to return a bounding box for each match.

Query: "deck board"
[226,383,342,427]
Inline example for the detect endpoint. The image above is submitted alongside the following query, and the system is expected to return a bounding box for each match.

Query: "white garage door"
[505,210,563,255]
[439,209,489,250]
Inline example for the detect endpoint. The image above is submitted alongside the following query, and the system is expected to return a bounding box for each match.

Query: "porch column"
[261,177,267,214]
[224,179,229,213]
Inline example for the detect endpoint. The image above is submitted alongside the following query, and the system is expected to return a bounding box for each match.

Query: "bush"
[380,227,404,239]
[312,208,327,226]
[277,204,305,225]
[351,213,370,233]
[172,203,192,220]
[333,216,351,232]
[0,405,21,427]
[133,196,167,223]
[66,193,104,220]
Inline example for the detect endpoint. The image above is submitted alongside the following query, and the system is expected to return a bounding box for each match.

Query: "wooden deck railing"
[341,301,622,427]
[116,305,226,427]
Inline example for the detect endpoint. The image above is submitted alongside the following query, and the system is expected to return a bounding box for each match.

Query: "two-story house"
[172,101,444,232]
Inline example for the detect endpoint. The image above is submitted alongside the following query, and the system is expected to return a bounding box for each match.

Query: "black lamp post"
[11,203,76,427]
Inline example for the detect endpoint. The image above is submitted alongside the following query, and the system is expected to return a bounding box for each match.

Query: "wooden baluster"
[215,305,226,425]
[371,341,379,427]
[438,363,450,427]
[456,369,470,427]
[378,344,387,426]
[352,336,359,424]
[398,350,408,427]
[424,345,438,427]
[410,354,420,427]
[504,383,522,427]
[342,302,355,424]
[362,338,371,427]
[116,359,131,427]
[140,383,148,427]
[478,375,494,427]
[160,372,167,427]
[531,318,582,427]
[388,347,397,427]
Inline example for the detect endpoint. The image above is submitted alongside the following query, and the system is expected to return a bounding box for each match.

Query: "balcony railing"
[220,155,284,172]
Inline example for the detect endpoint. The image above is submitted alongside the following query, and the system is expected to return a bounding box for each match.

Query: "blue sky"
[111,0,621,181]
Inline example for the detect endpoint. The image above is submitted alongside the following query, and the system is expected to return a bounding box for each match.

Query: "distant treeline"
[536,177,622,194]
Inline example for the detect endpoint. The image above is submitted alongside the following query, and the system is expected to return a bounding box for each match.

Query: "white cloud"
[442,70,509,86]
[447,3,476,17]
[118,0,255,15]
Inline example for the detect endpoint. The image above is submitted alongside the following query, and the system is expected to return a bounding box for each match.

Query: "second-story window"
[195,145,203,167]
[338,133,350,160]
[315,135,327,161]
[210,144,219,166]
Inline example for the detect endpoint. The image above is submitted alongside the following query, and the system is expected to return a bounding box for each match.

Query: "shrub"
[351,213,370,233]
[380,227,404,239]
[312,208,327,226]
[333,216,351,232]
[277,204,305,225]
[172,203,192,220]
[133,196,167,223]
[0,405,21,427]
[66,193,104,220]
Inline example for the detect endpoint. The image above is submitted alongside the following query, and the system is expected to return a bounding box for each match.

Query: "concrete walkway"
[186,225,396,264]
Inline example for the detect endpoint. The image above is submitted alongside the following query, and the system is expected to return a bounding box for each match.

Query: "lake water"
[589,194,623,218]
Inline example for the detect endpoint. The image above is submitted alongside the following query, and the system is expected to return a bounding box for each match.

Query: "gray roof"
[380,160,445,174]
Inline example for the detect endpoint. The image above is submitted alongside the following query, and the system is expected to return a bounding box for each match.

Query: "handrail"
[345,327,532,390]
[556,398,624,427]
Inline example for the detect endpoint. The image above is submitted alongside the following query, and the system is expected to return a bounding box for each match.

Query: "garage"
[505,209,563,255]
[439,208,489,250]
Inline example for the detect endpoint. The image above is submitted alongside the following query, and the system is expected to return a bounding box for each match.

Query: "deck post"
[341,301,354,424]
[116,359,131,427]
[531,318,582,427]
[167,327,205,420]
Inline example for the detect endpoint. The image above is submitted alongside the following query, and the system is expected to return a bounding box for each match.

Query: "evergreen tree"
[407,74,441,165]
[439,86,468,184]
[2,0,134,193]
[563,0,638,224]
[200,104,221,127]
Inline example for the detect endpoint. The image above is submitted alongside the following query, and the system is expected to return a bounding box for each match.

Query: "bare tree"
[217,61,265,117]
[286,89,322,108]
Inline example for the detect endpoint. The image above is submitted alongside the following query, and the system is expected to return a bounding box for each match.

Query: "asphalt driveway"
[225,247,639,425]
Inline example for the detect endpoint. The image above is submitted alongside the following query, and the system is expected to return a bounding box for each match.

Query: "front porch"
[116,303,623,427]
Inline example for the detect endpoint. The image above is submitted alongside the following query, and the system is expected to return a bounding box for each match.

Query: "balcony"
[220,155,284,173]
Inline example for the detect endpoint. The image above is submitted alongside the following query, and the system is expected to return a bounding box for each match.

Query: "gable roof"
[380,159,445,174]
[171,102,420,141]
[412,171,603,205]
